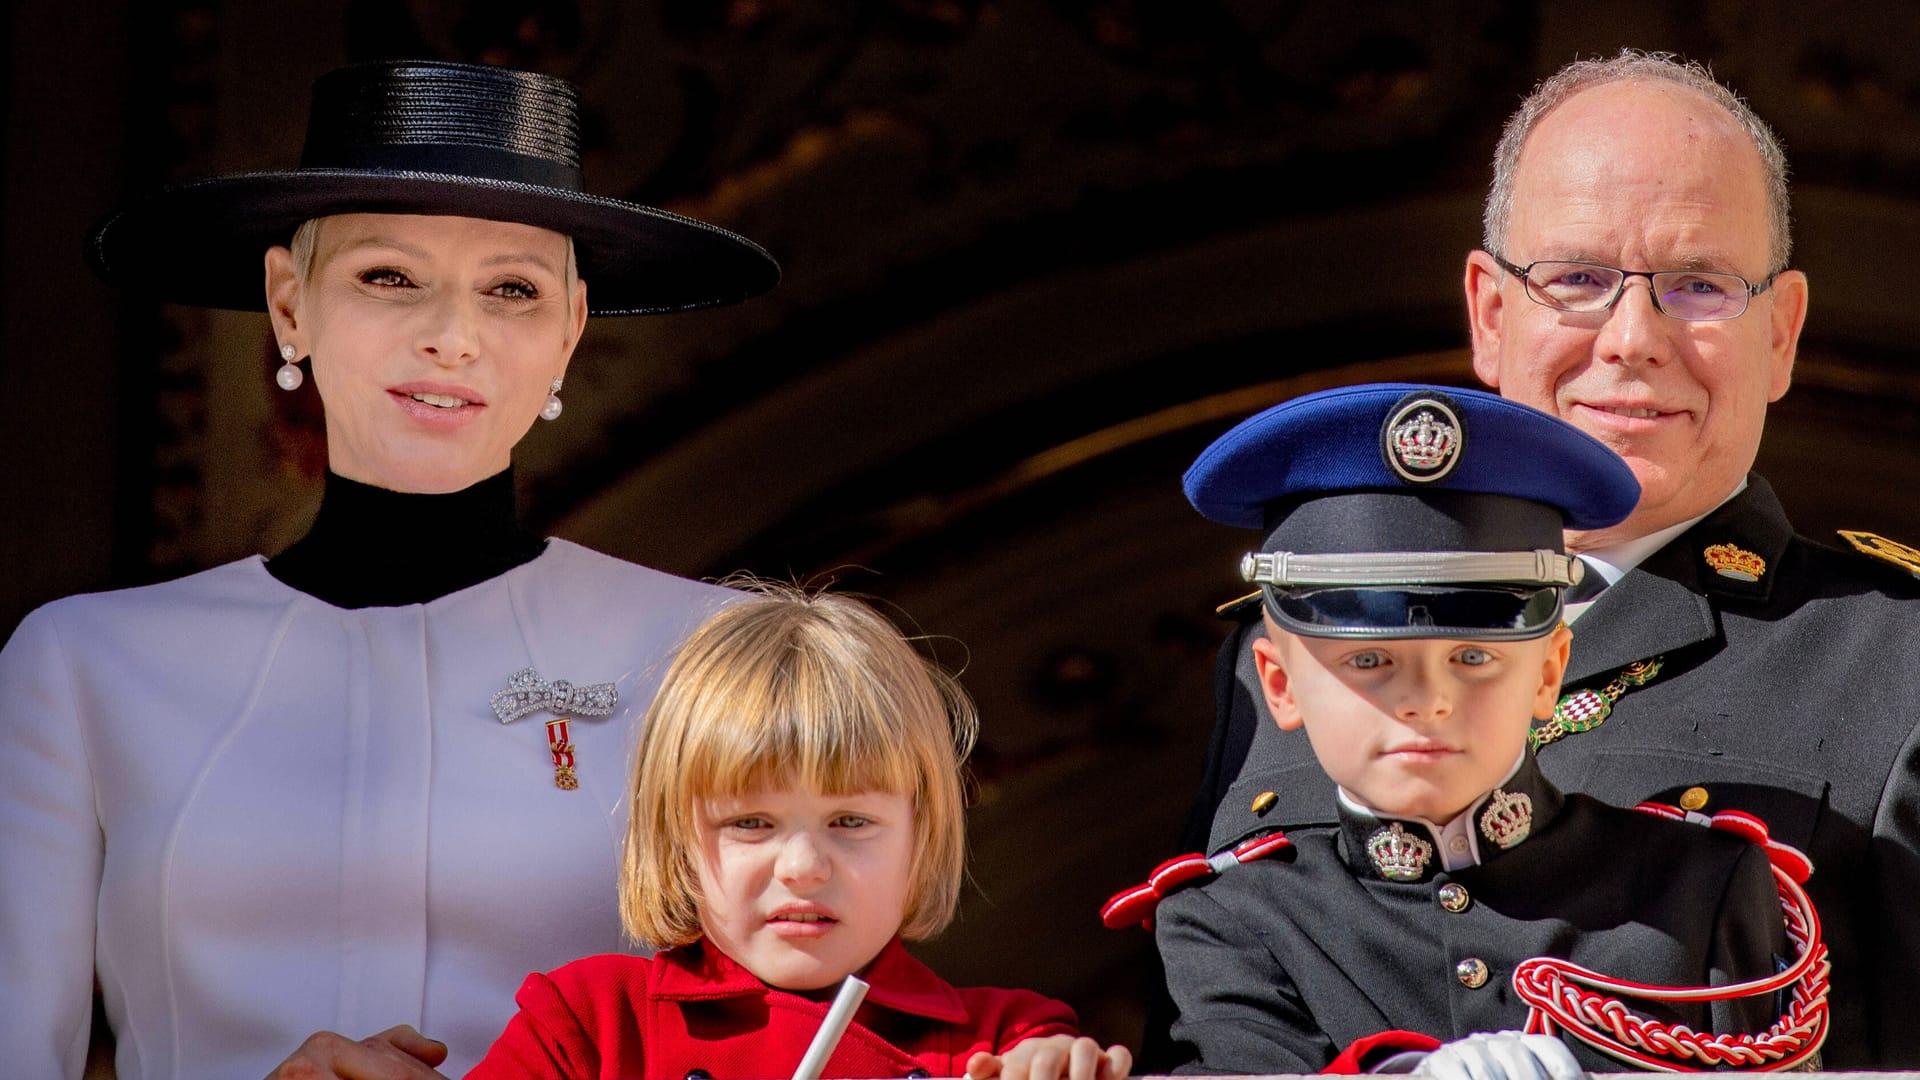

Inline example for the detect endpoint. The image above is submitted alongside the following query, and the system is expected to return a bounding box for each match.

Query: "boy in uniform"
[1104,384,1827,1075]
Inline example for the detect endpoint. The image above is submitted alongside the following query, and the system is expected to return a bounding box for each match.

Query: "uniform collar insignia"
[1366,822,1433,881]
[1479,788,1533,849]
[1702,542,1766,583]
[1338,754,1565,882]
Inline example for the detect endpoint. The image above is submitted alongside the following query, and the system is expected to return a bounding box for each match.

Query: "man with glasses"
[1177,51,1920,1067]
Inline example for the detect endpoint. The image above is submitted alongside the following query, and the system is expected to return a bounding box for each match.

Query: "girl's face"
[694,786,916,991]
[264,213,587,494]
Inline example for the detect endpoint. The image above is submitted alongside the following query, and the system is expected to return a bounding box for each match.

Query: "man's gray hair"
[1483,49,1792,273]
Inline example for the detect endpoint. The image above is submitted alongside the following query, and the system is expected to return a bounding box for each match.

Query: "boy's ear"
[1250,632,1305,731]
[1533,624,1573,720]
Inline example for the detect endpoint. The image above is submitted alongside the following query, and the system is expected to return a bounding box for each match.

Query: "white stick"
[792,974,871,1080]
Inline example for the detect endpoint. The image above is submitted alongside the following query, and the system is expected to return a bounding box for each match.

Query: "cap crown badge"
[1383,396,1464,483]
[1479,788,1533,850]
[1366,822,1434,881]
[1702,543,1766,582]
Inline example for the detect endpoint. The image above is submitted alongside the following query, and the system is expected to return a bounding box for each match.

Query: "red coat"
[466,937,1080,1079]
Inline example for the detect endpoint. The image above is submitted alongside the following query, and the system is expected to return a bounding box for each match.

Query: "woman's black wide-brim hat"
[86,60,779,316]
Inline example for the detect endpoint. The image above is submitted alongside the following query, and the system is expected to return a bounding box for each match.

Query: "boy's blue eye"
[1350,652,1385,670]
[1457,647,1492,666]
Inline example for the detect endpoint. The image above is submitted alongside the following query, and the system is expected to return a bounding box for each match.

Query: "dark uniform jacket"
[1158,754,1786,1074]
[1184,475,1920,1068]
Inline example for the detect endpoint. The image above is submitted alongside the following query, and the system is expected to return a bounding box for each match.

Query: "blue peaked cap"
[1185,383,1639,535]
[1185,384,1640,639]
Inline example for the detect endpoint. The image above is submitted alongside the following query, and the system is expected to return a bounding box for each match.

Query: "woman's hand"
[262,1025,449,1079]
[966,1035,1131,1080]
[1413,1031,1585,1080]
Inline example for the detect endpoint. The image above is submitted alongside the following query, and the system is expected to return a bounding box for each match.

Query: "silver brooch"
[491,668,618,723]
[1479,788,1533,850]
[1383,396,1464,483]
[1366,822,1434,882]
[491,668,619,791]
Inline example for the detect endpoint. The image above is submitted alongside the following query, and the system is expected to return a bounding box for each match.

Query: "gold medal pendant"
[490,667,617,791]
[546,717,579,790]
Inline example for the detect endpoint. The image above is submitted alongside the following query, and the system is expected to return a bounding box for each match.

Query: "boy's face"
[694,786,915,991]
[1252,619,1571,825]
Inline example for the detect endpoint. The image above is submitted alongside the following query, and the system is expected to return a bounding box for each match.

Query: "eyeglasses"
[1488,253,1777,322]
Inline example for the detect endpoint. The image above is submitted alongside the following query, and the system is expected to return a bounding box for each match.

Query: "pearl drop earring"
[541,377,564,421]
[275,344,305,391]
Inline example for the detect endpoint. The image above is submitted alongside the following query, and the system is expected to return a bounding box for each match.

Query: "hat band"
[300,142,585,193]
[1241,549,1581,588]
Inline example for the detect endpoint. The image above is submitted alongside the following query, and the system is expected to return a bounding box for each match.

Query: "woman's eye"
[492,278,539,300]
[359,268,413,287]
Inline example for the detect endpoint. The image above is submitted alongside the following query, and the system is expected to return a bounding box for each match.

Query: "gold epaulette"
[1837,530,1920,578]
[1214,590,1262,622]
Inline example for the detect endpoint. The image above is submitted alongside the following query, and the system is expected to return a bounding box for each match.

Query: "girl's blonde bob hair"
[620,582,978,948]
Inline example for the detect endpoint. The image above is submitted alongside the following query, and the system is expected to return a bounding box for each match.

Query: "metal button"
[1679,786,1710,811]
[1455,957,1490,988]
[1251,790,1278,815]
[1436,883,1470,913]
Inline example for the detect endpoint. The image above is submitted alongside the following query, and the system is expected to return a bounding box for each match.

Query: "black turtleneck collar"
[267,469,546,609]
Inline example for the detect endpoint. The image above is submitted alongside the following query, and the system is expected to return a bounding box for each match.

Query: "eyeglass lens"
[1525,261,1751,321]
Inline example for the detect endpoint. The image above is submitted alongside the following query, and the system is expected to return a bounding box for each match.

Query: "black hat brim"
[85,169,780,316]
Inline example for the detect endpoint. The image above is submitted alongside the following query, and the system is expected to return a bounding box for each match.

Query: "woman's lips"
[388,385,484,426]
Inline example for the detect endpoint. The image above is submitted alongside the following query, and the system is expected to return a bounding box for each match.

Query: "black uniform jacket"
[1158,755,1787,1075]
[1183,475,1920,1067]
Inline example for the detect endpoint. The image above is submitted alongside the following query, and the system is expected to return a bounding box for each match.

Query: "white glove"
[1411,1031,1585,1080]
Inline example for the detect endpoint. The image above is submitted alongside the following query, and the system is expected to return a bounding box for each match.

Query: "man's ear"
[1765,268,1808,402]
[1533,624,1573,720]
[1464,249,1507,390]
[1251,632,1304,731]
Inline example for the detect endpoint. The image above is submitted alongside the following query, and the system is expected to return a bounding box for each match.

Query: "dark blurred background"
[7,0,1920,1057]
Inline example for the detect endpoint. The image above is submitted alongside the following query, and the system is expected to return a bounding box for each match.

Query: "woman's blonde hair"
[620,582,978,949]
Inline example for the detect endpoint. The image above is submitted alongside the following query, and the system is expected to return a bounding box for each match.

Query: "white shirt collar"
[1574,477,1748,586]
[1336,750,1528,871]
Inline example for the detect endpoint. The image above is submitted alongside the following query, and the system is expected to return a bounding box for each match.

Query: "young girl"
[469,584,1133,1080]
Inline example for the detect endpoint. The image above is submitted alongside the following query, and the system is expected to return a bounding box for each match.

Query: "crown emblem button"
[1455,957,1490,989]
[1436,883,1470,913]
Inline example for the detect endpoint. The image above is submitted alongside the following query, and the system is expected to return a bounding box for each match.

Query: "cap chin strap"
[1242,549,1583,588]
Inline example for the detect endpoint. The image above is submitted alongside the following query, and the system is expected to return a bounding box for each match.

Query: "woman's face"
[265,213,587,493]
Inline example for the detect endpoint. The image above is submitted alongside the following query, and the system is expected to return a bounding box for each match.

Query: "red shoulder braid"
[1100,831,1292,931]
